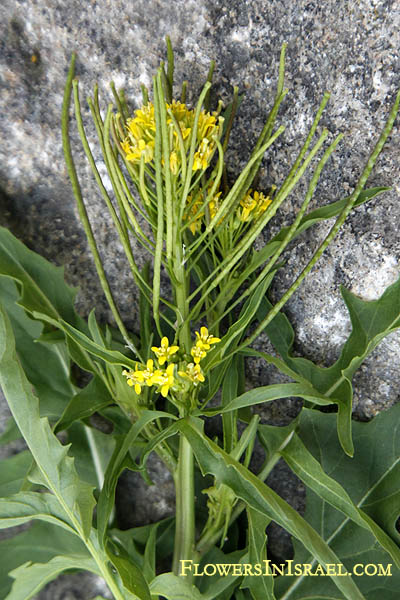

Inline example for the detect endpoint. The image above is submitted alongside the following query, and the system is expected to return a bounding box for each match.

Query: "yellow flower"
[119,100,223,174]
[184,194,204,235]
[239,191,258,222]
[151,337,179,365]
[195,327,221,350]
[122,366,146,395]
[157,364,175,397]
[178,362,205,386]
[253,190,273,218]
[238,189,274,222]
[192,138,213,171]
[190,343,207,364]
[123,138,154,163]
[169,151,179,174]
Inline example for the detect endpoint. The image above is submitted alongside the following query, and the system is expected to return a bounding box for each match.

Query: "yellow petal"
[166,364,174,376]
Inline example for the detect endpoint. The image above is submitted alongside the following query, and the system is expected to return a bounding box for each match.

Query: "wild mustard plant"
[59,37,399,586]
[0,37,397,600]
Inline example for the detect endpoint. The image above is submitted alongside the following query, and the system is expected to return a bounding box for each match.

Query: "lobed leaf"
[197,382,337,417]
[0,306,95,540]
[149,572,206,599]
[33,311,138,370]
[280,431,400,567]
[178,418,366,599]
[0,451,32,496]
[258,273,400,455]
[241,507,275,599]
[6,555,100,600]
[275,406,400,599]
[0,491,77,534]
[97,410,174,546]
[0,521,90,599]
[0,226,84,329]
[0,276,75,420]
[55,375,113,433]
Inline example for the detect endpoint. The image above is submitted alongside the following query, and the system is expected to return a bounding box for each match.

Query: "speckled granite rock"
[0,0,399,597]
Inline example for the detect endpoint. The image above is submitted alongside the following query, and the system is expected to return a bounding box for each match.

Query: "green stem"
[171,227,195,576]
[196,429,294,557]
[172,432,195,578]
[85,538,126,600]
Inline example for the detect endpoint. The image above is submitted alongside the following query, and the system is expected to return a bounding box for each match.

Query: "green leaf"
[259,273,400,456]
[197,382,337,417]
[143,522,158,583]
[0,226,84,329]
[0,416,21,445]
[0,276,74,420]
[280,431,400,567]
[0,521,90,599]
[221,356,240,453]
[267,187,388,251]
[0,491,77,534]
[178,418,366,600]
[107,549,151,600]
[149,572,206,599]
[34,311,138,370]
[111,517,175,563]
[0,306,95,540]
[275,406,400,599]
[97,410,174,546]
[55,375,113,432]
[198,548,247,600]
[242,507,275,599]
[7,554,100,600]
[66,422,116,489]
[257,420,298,460]
[0,451,32,496]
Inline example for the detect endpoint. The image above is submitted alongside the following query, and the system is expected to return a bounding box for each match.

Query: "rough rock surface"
[0,0,399,597]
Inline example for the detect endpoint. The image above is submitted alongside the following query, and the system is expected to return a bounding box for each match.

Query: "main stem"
[172,242,195,578]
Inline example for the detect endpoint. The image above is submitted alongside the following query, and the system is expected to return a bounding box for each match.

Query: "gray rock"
[0,0,399,597]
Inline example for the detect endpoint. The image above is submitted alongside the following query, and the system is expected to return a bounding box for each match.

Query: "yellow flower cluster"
[185,187,274,235]
[123,336,178,397]
[122,358,175,398]
[120,100,223,174]
[237,189,274,223]
[178,327,220,386]
[190,326,220,364]
[185,187,222,234]
[122,328,220,397]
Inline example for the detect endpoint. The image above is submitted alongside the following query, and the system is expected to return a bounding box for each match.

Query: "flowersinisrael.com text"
[180,560,392,578]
